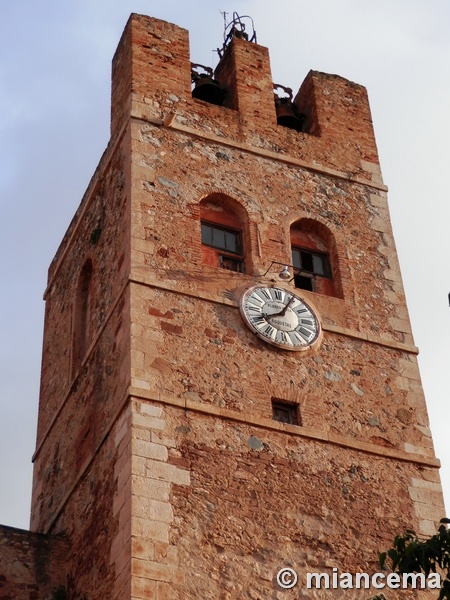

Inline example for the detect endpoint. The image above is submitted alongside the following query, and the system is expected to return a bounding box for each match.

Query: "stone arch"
[290,218,342,298]
[199,192,251,274]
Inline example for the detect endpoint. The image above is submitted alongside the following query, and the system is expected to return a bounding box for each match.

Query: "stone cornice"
[130,387,440,469]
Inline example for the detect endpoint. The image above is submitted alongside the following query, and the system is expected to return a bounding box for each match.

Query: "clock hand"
[268,294,295,318]
[278,295,295,317]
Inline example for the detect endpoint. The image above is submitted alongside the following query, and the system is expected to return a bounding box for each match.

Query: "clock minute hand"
[270,294,295,318]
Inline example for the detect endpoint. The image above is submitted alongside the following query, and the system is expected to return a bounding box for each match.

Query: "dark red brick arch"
[199,193,252,274]
[290,217,343,298]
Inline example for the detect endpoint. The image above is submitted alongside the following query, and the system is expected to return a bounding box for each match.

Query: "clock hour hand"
[269,294,295,318]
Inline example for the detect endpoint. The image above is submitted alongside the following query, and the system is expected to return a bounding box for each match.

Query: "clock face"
[239,285,322,351]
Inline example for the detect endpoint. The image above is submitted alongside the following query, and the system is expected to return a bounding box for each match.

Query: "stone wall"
[31,128,132,534]
[5,12,443,600]
[0,525,67,599]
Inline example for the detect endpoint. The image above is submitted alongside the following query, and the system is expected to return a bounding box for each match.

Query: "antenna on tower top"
[217,11,257,58]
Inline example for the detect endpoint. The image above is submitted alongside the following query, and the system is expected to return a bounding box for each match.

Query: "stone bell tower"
[26,12,444,599]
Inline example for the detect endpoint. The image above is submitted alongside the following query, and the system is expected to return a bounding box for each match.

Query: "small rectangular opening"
[272,399,301,426]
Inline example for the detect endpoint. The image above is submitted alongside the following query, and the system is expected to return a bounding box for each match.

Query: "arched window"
[200,196,246,274]
[71,259,93,377]
[290,219,341,298]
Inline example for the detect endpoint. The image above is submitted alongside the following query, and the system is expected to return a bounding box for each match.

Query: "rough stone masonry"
[0,13,444,600]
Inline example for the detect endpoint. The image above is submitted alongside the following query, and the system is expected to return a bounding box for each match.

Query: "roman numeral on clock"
[251,315,266,327]
[298,327,313,340]
[274,288,282,301]
[260,288,272,300]
[262,324,276,338]
[247,304,262,314]
[276,330,292,345]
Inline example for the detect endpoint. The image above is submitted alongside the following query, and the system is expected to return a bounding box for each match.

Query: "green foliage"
[380,518,450,599]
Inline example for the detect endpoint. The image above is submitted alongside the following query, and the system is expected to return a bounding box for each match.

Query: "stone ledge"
[158,113,389,192]
[129,277,419,355]
[129,389,440,468]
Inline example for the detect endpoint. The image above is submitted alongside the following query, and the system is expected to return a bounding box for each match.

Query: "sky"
[0,0,449,530]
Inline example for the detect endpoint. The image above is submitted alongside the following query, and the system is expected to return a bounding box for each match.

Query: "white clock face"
[240,285,322,351]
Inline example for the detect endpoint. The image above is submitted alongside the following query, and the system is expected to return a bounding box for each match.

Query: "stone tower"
[25,12,444,599]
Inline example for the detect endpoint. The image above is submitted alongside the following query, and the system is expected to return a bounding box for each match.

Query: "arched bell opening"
[191,63,226,106]
[274,83,306,133]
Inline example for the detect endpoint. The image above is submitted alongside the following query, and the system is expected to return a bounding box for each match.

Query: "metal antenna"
[217,12,257,58]
[220,10,228,32]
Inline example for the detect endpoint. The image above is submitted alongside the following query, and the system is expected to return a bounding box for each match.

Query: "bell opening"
[191,63,226,107]
[274,84,306,133]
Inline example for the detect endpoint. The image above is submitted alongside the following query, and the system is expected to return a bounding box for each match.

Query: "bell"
[275,98,305,132]
[191,63,226,106]
[192,74,225,106]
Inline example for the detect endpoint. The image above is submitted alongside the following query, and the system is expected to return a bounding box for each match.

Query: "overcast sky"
[1,1,449,530]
